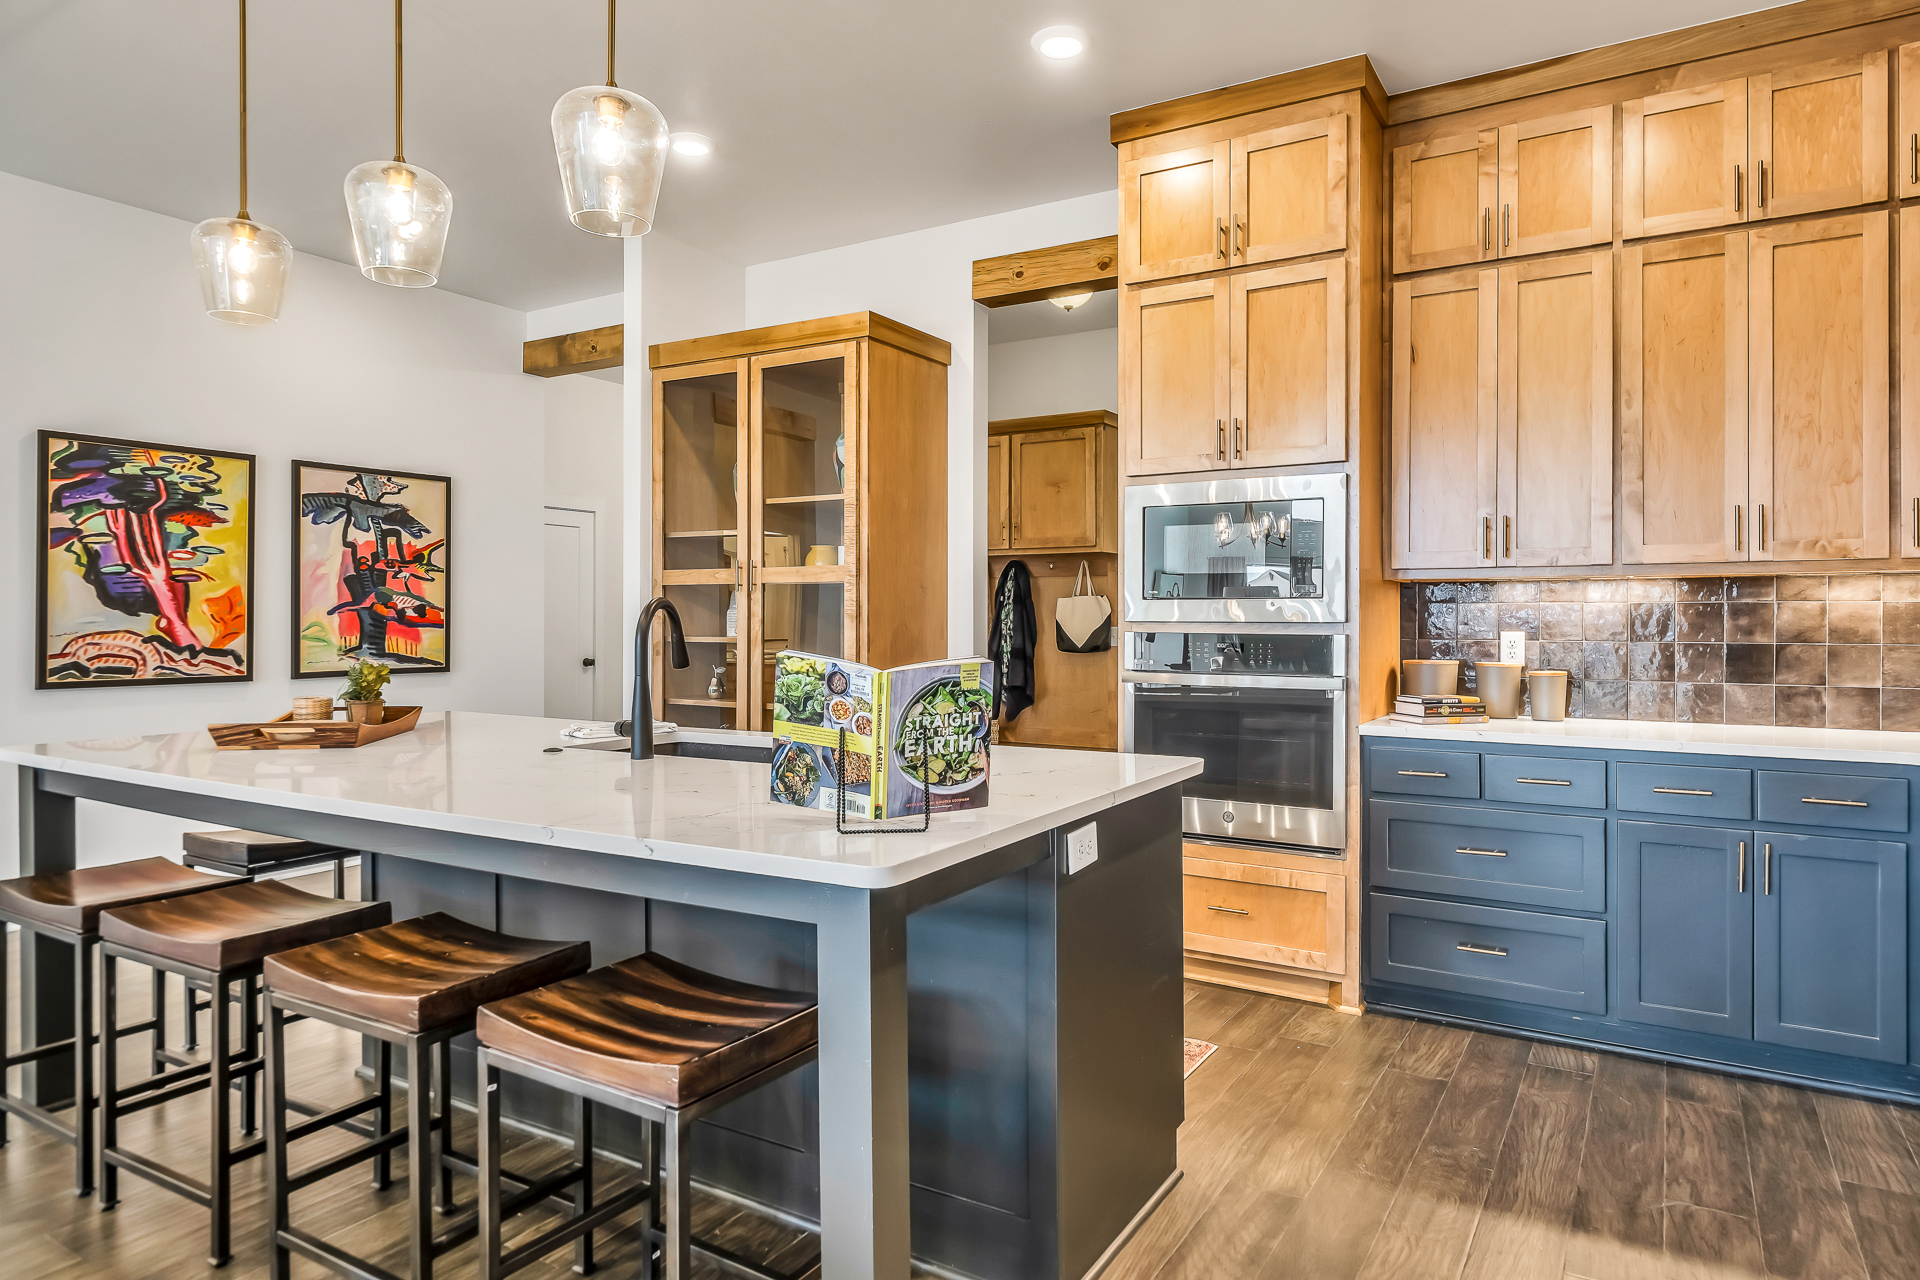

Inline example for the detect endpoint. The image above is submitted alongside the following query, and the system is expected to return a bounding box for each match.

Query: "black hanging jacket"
[989,560,1037,721]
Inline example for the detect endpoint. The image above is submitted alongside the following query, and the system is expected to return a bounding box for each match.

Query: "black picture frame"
[36,429,258,690]
[290,459,452,680]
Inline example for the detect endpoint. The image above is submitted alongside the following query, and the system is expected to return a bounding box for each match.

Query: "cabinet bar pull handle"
[1234,217,1244,257]
[1503,515,1512,558]
[1397,769,1448,777]
[1233,418,1242,459]
[1455,846,1508,858]
[1738,840,1747,893]
[1758,503,1766,552]
[1913,496,1917,547]
[1483,515,1493,559]
[1483,207,1491,251]
[1735,504,1743,551]
[1652,786,1714,796]
[1217,219,1227,260]
[1764,842,1772,895]
[1457,943,1508,956]
[1217,419,1225,461]
[1515,777,1571,786]
[1757,159,1767,209]
[1734,164,1742,212]
[1801,796,1869,807]
[1503,203,1511,247]
[1206,904,1250,915]
[1911,134,1918,186]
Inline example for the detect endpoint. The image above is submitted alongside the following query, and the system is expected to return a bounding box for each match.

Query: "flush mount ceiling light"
[344,0,452,286]
[669,132,712,157]
[1049,291,1094,311]
[191,0,290,324]
[552,0,670,237]
[1031,25,1087,59]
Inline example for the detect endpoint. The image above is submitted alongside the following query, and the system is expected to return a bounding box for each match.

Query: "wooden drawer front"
[1483,754,1607,808]
[1616,762,1753,820]
[1183,857,1344,976]
[1369,800,1607,913]
[1368,892,1607,1014]
[1756,771,1909,833]
[1368,747,1480,799]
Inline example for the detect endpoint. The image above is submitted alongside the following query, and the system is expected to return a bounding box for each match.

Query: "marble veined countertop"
[1361,714,1920,766]
[1,711,1199,889]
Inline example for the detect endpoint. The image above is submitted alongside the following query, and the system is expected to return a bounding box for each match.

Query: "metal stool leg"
[573,1094,595,1276]
[434,1036,455,1215]
[478,1055,502,1280]
[72,935,94,1197]
[661,1113,691,1280]
[640,1119,659,1280]
[239,976,260,1137]
[98,952,120,1209]
[373,1038,394,1190]
[265,1001,291,1280]
[407,1039,435,1280]
[150,967,168,1074]
[184,982,201,1052]
[332,857,347,900]
[208,972,233,1267]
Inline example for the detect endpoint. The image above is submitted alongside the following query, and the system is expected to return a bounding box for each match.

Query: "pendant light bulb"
[551,0,668,237]
[344,0,451,286]
[194,0,289,324]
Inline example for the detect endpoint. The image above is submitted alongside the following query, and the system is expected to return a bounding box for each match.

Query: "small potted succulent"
[339,659,393,725]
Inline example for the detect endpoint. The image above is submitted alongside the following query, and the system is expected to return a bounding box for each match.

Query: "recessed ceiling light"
[1050,292,1094,311]
[669,132,712,156]
[1031,25,1086,59]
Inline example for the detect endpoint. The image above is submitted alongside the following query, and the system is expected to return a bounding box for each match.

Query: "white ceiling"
[988,290,1119,344]
[0,1,1767,312]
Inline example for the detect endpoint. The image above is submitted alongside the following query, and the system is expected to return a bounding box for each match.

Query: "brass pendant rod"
[606,0,616,87]
[393,0,405,162]
[236,0,249,220]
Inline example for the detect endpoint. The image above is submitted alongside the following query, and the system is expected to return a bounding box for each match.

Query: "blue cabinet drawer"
[1616,762,1753,820]
[1368,747,1480,799]
[1368,892,1608,1014]
[1368,800,1607,913]
[1483,754,1608,808]
[1756,771,1909,833]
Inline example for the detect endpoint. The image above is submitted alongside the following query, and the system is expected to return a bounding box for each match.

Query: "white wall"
[987,328,1120,421]
[0,170,544,873]
[742,190,1116,655]
[541,375,625,720]
[526,292,623,343]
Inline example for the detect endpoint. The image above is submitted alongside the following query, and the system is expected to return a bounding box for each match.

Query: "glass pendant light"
[191,0,290,325]
[344,0,451,286]
[550,0,669,237]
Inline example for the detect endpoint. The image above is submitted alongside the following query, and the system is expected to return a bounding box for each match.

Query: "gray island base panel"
[4,712,1201,1280]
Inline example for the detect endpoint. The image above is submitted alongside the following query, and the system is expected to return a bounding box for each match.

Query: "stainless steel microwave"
[1122,473,1348,624]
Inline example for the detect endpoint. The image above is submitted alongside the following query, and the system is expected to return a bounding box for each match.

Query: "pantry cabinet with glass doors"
[650,312,950,730]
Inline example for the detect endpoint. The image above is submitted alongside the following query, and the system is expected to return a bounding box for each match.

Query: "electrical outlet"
[1499,630,1527,665]
[1066,822,1098,874]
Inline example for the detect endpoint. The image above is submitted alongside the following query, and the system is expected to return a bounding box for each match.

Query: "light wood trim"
[1122,276,1232,476]
[986,436,1009,553]
[1120,142,1231,284]
[650,312,950,369]
[524,324,623,376]
[1390,268,1498,570]
[1182,855,1345,976]
[1230,114,1347,265]
[1109,54,1386,143]
[1385,0,1920,125]
[1391,130,1498,274]
[971,236,1119,307]
[1622,80,1750,238]
[1900,43,1920,197]
[988,410,1119,436]
[1903,205,1920,557]
[1496,106,1614,257]
[1621,234,1750,565]
[861,340,948,668]
[1229,259,1346,468]
[1183,954,1338,1006]
[1750,52,1890,219]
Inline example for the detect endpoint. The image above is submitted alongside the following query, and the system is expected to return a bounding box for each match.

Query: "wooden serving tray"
[208,706,422,750]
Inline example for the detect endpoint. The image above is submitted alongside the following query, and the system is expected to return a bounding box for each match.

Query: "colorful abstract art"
[293,461,450,677]
[38,431,255,688]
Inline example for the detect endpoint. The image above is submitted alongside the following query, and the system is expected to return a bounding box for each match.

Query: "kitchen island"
[4,712,1200,1280]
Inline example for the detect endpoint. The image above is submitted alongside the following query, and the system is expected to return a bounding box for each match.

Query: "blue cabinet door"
[1617,821,1753,1038]
[1754,832,1908,1064]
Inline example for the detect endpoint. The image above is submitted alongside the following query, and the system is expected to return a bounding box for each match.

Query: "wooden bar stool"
[474,952,819,1280]
[262,913,591,1280]
[0,857,231,1196]
[97,879,391,1265]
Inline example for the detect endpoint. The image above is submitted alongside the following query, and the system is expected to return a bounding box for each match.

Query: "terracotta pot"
[343,699,385,726]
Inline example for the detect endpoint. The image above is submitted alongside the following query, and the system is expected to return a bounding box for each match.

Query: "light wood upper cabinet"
[1750,53,1887,220]
[1232,115,1347,266]
[1390,269,1497,569]
[986,435,1009,552]
[1010,428,1100,551]
[1121,143,1229,284]
[1622,234,1749,564]
[1497,251,1613,568]
[1904,207,1920,557]
[1749,212,1888,562]
[1899,44,1920,198]
[1231,260,1346,468]
[1124,277,1231,474]
[1496,108,1614,258]
[1623,82,1749,238]
[1391,130,1497,274]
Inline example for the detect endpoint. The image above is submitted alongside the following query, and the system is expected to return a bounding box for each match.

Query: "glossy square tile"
[1882,688,1920,731]
[1883,646,1920,688]
[1420,583,1459,602]
[1540,580,1587,602]
[1629,682,1675,720]
[1493,581,1541,603]
[1630,602,1675,642]
[1420,602,1457,639]
[1579,680,1628,719]
[1776,575,1828,601]
[1725,644,1774,684]
[1828,575,1882,601]
[1724,576,1775,600]
[1583,603,1629,641]
[1828,645,1881,688]
[1775,685,1825,727]
[1676,604,1725,643]
[1880,574,1920,602]
[1628,642,1675,682]
[1585,580,1631,602]
[1582,641,1628,681]
[1537,602,1583,640]
[1456,602,1497,640]
[1675,643,1725,684]
[1774,643,1826,686]
[1497,606,1540,638]
[1725,684,1775,725]
[1674,682,1725,723]
[1454,582,1494,603]
[1825,686,1880,730]
[1828,600,1882,644]
[1773,601,1826,643]
[1678,578,1727,602]
[1540,641,1584,674]
[1886,602,1920,644]
[1726,602,1775,643]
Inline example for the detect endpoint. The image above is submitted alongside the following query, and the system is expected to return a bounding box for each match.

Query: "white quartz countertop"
[1,712,1199,889]
[1361,714,1920,766]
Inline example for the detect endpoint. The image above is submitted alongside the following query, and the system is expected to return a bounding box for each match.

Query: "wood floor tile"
[1528,1042,1599,1075]
[1841,1180,1920,1280]
[1662,1203,1765,1280]
[1816,1094,1920,1195]
[1458,1063,1595,1280]
[1233,1014,1409,1198]
[1149,1176,1300,1280]
[1281,1002,1358,1047]
[1563,1053,1666,1280]
[1665,1098,1756,1218]
[1212,994,1307,1052]
[1740,1080,1870,1280]
[1389,1019,1471,1081]
[1182,983,1252,1041]
[1666,1064,1744,1113]
[1181,1043,1256,1124]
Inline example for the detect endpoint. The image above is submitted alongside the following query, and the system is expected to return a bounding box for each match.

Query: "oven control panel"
[1126,631,1339,676]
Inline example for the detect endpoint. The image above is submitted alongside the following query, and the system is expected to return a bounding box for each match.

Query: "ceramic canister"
[1474,662,1526,719]
[1528,669,1571,721]
[1400,659,1460,697]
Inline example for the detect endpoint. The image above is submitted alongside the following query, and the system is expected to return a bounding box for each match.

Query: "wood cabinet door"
[1496,107,1613,258]
[1623,81,1749,238]
[1497,251,1613,568]
[1009,427,1098,550]
[1754,831,1907,1063]
[1622,234,1750,564]
[1749,213,1889,562]
[1230,260,1346,469]
[1750,53,1888,220]
[1391,130,1496,274]
[1617,822,1754,1039]
[1899,43,1920,198]
[1123,277,1230,476]
[986,435,1009,552]
[1904,206,1920,558]
[1232,114,1346,267]
[1120,142,1229,284]
[1182,852,1345,976]
[1390,269,1497,570]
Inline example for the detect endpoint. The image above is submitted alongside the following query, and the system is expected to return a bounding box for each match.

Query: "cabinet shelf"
[763,493,845,505]
[664,528,736,539]
[666,697,734,708]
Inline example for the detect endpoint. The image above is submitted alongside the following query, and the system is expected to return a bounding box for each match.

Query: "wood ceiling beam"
[523,324,623,377]
[971,236,1120,308]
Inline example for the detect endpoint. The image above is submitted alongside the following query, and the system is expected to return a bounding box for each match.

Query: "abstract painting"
[293,461,450,677]
[38,430,255,688]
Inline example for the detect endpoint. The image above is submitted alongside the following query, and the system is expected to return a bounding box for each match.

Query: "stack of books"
[1391,694,1488,725]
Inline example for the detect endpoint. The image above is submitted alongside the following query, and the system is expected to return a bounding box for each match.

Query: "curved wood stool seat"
[95,880,393,1265]
[474,953,819,1280]
[262,915,590,1280]
[0,857,231,1197]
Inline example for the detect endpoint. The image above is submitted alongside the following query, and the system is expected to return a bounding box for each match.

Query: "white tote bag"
[1055,561,1113,653]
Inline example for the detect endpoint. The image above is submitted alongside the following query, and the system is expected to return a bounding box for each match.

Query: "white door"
[543,508,597,720]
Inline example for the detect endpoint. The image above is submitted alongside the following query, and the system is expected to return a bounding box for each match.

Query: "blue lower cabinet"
[1616,822,1753,1038]
[1368,799,1607,913]
[1754,831,1908,1064]
[1368,892,1607,1014]
[1482,753,1608,809]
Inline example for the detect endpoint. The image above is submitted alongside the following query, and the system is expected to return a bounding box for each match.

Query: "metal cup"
[1401,659,1460,697]
[1527,669,1570,722]
[1474,662,1526,719]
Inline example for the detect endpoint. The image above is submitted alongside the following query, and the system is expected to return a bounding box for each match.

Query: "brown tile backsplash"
[1402,574,1920,728]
